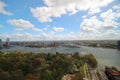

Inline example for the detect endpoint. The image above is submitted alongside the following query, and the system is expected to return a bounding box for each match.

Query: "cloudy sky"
[0,0,120,41]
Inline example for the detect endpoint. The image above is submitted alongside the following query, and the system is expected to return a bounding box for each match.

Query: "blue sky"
[0,0,120,41]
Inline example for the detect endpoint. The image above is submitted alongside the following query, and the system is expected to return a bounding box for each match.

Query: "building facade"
[5,38,10,47]
[0,39,3,48]
[117,41,120,49]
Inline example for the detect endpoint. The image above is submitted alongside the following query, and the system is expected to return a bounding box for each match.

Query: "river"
[1,46,120,69]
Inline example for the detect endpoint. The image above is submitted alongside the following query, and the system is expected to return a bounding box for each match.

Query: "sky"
[0,0,120,41]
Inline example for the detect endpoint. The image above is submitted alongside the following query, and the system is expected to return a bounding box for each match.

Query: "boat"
[105,66,120,80]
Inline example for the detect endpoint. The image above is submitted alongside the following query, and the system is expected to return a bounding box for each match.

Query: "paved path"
[84,63,91,80]
[90,69,99,80]
[97,70,108,80]
[84,63,87,78]
[62,74,74,80]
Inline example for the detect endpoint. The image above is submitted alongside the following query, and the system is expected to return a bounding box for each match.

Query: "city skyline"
[0,0,120,41]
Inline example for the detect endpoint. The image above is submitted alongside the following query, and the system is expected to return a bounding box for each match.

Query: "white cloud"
[32,27,42,32]
[100,7,120,21]
[0,1,12,15]
[8,19,46,33]
[0,32,42,41]
[10,32,47,41]
[43,27,47,31]
[99,8,120,30]
[30,7,66,22]
[53,27,64,32]
[8,19,34,29]
[47,32,65,40]
[8,19,49,32]
[113,4,120,16]
[101,30,120,39]
[69,32,75,34]
[31,0,113,22]
[80,5,120,32]
[0,33,10,40]
[100,9,115,21]
[82,15,87,19]
[14,28,24,32]
[80,16,101,33]
[88,8,100,14]
[79,5,120,40]
[1,29,120,41]
[99,20,117,30]
[0,25,4,28]
[11,33,34,40]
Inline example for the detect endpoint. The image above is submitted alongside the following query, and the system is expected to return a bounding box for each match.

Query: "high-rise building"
[6,38,10,47]
[0,39,3,48]
[117,41,120,49]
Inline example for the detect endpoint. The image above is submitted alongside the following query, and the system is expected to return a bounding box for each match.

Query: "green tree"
[0,69,10,80]
[10,70,24,80]
[85,54,97,68]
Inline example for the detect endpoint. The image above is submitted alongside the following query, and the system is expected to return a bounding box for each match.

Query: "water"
[1,46,120,69]
[80,46,120,69]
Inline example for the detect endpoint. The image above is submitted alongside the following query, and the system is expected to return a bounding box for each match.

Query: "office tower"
[0,39,2,48]
[6,38,10,47]
[117,41,120,49]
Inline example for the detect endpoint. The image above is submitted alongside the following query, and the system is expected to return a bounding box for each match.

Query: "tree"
[0,69,10,80]
[10,70,24,80]
[73,52,81,60]
[85,54,97,68]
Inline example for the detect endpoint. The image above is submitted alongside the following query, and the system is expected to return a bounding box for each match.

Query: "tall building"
[117,41,120,49]
[6,38,10,47]
[0,39,2,48]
